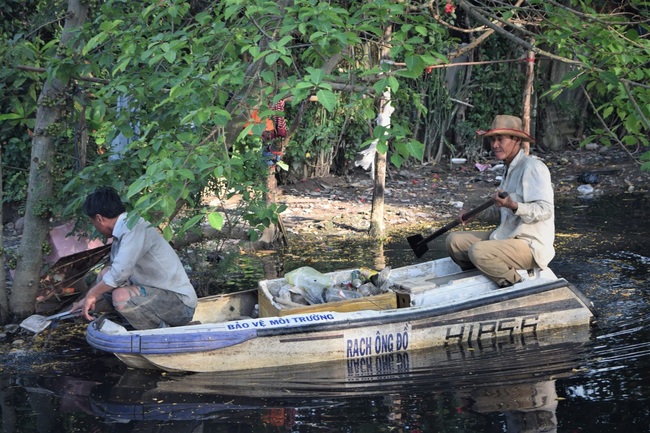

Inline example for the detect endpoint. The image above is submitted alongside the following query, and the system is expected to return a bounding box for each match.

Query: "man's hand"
[494,190,518,211]
[70,295,98,321]
[70,279,114,321]
[457,210,469,225]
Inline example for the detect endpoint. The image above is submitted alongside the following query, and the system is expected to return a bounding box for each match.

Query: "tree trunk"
[369,149,386,237]
[9,0,89,321]
[522,41,535,155]
[538,59,588,152]
[0,144,7,323]
[368,25,393,238]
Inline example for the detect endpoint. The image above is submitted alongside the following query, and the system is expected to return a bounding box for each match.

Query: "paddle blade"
[407,234,428,258]
[20,315,54,333]
[19,310,79,334]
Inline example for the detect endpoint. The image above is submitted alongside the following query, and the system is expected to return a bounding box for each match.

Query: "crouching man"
[71,187,197,329]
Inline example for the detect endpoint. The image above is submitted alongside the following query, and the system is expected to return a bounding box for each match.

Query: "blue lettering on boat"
[226,322,250,330]
[291,313,335,323]
[346,336,372,357]
[396,330,408,350]
[375,332,394,353]
[227,313,336,330]
[346,329,409,358]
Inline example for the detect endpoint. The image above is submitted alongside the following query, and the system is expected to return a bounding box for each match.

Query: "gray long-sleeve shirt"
[483,149,555,268]
[103,213,198,308]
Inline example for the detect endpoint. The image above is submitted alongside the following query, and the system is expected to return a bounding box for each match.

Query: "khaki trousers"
[445,231,536,286]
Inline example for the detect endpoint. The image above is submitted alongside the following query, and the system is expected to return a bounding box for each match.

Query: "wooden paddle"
[407,192,508,258]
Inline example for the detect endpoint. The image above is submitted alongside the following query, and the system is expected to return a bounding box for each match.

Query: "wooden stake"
[522,39,535,155]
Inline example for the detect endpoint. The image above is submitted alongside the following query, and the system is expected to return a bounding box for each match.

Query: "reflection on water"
[9,330,591,433]
[1,194,649,433]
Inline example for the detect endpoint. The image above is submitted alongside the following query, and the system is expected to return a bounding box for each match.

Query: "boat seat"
[519,268,542,280]
[395,269,484,294]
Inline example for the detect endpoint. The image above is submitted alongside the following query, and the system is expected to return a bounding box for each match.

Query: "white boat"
[86,257,595,373]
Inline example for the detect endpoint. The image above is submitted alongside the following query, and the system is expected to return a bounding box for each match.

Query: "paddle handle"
[46,309,78,320]
[462,191,509,223]
[419,191,508,245]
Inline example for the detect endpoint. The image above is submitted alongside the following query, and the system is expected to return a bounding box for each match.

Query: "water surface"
[1,193,649,432]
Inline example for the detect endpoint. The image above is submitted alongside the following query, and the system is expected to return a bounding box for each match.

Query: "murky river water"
[1,193,649,432]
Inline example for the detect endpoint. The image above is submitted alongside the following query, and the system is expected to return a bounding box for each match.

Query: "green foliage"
[2,0,649,255]
[533,0,650,151]
[2,0,455,231]
[465,35,526,132]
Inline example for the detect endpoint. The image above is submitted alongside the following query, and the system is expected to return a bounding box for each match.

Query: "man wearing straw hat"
[445,115,554,288]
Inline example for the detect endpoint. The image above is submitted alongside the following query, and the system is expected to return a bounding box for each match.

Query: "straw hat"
[477,115,535,142]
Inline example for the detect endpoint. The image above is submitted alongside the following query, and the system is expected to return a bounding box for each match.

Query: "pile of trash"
[270,266,393,309]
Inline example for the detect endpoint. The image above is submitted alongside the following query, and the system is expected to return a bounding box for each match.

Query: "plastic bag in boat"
[324,287,363,303]
[285,266,333,304]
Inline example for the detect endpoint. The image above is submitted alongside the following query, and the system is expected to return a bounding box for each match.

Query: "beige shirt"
[103,213,198,308]
[484,150,555,268]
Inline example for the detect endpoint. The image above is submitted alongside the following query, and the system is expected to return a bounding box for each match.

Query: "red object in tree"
[445,1,455,14]
[244,99,287,140]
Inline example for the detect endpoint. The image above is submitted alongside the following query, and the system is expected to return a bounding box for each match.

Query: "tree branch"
[15,65,109,84]
[456,0,583,66]
[581,85,642,165]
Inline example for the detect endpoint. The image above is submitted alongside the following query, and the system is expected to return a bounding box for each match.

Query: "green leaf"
[162,225,173,242]
[83,32,108,56]
[265,52,281,65]
[316,89,337,112]
[127,178,148,200]
[404,55,426,76]
[161,195,177,217]
[177,168,195,181]
[599,71,619,87]
[163,49,177,63]
[388,76,400,93]
[0,113,23,121]
[208,212,224,230]
[306,67,325,84]
[395,68,422,79]
[602,105,614,119]
[390,153,404,168]
[404,139,425,160]
[182,214,205,232]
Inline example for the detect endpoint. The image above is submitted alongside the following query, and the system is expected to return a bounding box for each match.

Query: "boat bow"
[86,318,258,354]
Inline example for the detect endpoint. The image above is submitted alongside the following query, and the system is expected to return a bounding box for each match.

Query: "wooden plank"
[258,288,280,318]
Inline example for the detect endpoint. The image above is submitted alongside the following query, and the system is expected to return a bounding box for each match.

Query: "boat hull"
[86,258,595,372]
[85,328,591,423]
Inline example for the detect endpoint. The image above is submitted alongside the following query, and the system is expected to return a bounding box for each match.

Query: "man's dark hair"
[83,187,126,218]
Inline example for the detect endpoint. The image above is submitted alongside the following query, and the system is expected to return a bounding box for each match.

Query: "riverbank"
[277,145,649,238]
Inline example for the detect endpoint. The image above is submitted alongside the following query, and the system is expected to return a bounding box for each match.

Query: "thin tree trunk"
[522,41,535,155]
[0,143,7,323]
[368,25,393,238]
[9,0,89,321]
[369,149,386,237]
